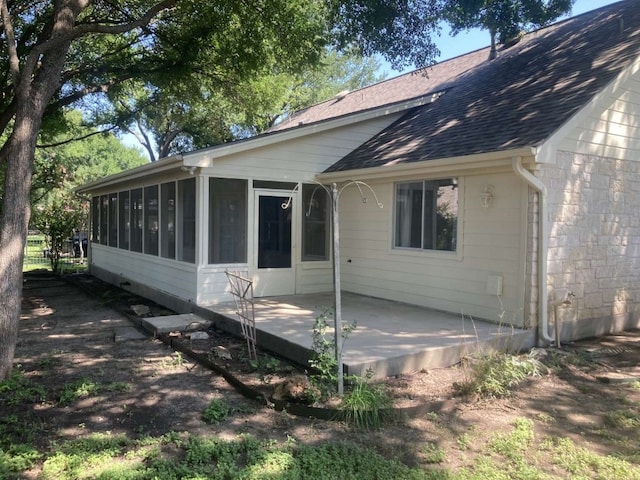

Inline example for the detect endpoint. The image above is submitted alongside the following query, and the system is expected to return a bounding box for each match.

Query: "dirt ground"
[10,272,640,472]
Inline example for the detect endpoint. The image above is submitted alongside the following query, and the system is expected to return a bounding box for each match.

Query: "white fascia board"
[317,147,536,183]
[75,154,183,193]
[534,54,640,164]
[182,93,445,167]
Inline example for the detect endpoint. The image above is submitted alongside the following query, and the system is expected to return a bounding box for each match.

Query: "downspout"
[512,157,554,344]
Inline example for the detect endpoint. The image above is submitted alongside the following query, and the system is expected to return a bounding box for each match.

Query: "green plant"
[604,409,640,430]
[422,442,446,464]
[57,379,129,406]
[340,376,392,430]
[249,355,282,384]
[456,433,471,451]
[308,310,356,399]
[202,398,232,424]
[0,367,47,407]
[454,350,543,399]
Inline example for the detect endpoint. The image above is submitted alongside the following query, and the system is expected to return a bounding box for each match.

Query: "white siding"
[296,262,333,294]
[195,116,404,182]
[559,68,640,161]
[91,243,198,302]
[335,173,528,326]
[197,266,249,305]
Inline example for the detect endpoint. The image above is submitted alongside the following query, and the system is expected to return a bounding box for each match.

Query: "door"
[253,191,295,296]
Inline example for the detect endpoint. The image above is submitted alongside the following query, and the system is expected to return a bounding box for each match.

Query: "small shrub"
[422,442,446,464]
[454,350,543,399]
[308,311,356,400]
[202,398,231,424]
[340,377,392,430]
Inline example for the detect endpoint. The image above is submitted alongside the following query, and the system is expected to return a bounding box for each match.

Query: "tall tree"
[0,0,326,381]
[0,0,446,380]
[110,49,383,160]
[445,0,575,58]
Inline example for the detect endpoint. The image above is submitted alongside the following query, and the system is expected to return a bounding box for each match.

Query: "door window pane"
[258,195,291,268]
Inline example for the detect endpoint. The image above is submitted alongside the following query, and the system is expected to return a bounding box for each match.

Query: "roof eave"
[75,154,184,194]
[317,147,537,182]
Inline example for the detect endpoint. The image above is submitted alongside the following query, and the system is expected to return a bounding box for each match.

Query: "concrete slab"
[207,292,535,378]
[141,313,212,335]
[113,326,148,342]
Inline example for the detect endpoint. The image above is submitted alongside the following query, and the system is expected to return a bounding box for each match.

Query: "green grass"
[31,433,430,480]
[340,377,393,430]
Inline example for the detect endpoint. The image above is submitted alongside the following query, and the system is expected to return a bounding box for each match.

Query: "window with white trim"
[394,178,458,252]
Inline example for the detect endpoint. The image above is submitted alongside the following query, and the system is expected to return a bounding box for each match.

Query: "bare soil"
[9,272,640,473]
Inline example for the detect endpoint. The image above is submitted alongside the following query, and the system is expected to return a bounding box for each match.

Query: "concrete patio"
[198,292,535,378]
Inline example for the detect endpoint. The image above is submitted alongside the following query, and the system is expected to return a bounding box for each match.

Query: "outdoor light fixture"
[180,166,198,175]
[480,184,494,209]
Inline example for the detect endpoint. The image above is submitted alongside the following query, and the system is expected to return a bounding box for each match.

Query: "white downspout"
[512,157,554,344]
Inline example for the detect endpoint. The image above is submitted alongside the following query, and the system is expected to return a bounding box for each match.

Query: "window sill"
[388,247,462,261]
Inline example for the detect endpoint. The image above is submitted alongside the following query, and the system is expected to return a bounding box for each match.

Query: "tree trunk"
[0,114,40,380]
[0,3,75,380]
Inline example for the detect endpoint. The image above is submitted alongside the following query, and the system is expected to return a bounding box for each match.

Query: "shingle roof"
[321,0,640,173]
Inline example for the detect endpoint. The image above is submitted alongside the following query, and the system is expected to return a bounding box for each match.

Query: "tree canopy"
[107,49,383,160]
[444,0,575,56]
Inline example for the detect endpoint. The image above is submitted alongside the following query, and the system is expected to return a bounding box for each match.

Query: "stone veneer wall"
[536,150,640,340]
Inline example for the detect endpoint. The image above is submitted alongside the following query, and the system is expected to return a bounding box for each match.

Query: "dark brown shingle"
[323,0,640,173]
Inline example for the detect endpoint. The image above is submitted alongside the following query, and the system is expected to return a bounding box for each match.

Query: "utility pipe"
[512,157,555,344]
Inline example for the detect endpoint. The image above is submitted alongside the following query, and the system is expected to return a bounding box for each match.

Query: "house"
[77,0,640,348]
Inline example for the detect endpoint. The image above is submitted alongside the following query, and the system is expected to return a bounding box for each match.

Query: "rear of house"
[78,0,640,346]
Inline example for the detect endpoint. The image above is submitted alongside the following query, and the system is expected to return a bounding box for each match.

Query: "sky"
[382,0,620,77]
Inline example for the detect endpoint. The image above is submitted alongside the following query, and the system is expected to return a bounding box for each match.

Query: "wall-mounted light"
[180,166,198,175]
[480,184,494,209]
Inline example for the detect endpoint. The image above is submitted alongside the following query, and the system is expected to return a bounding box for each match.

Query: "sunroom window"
[130,188,143,253]
[177,178,196,263]
[302,184,329,261]
[394,179,458,252]
[209,178,247,264]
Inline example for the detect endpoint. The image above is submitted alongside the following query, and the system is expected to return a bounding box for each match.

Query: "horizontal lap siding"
[91,244,197,302]
[560,70,640,161]
[197,267,249,305]
[296,264,333,294]
[196,117,403,181]
[336,173,526,325]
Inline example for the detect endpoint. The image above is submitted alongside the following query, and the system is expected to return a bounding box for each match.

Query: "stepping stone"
[114,326,148,342]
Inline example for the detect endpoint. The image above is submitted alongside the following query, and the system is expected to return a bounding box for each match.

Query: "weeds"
[421,442,446,464]
[604,409,640,430]
[202,398,232,424]
[249,355,283,384]
[57,379,129,406]
[454,350,543,398]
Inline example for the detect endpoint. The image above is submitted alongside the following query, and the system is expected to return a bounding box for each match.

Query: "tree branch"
[36,126,118,149]
[0,0,21,86]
